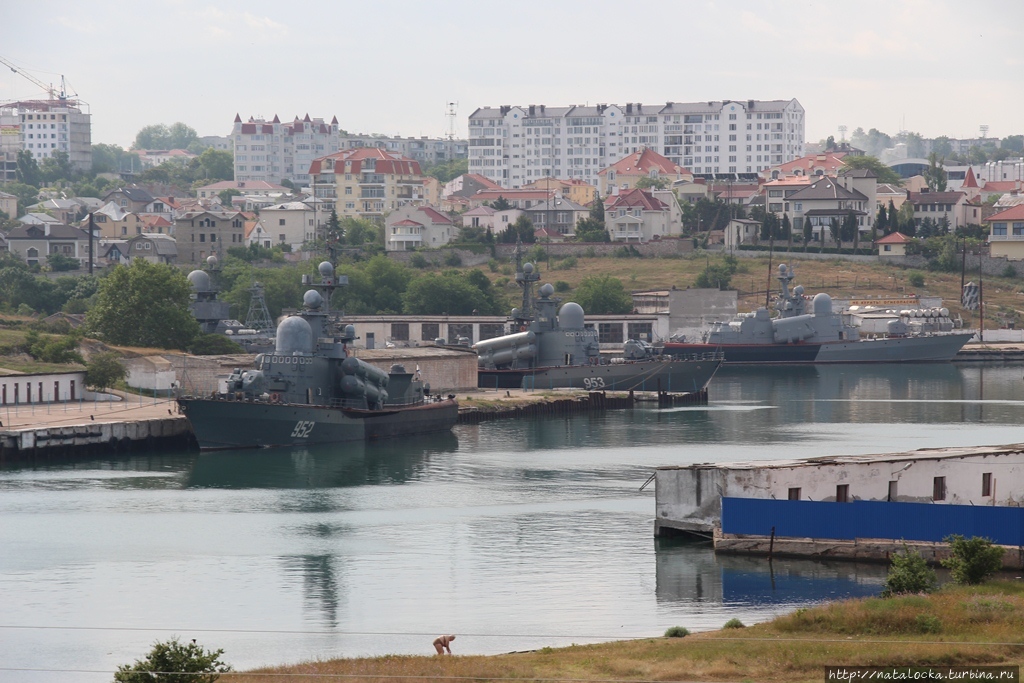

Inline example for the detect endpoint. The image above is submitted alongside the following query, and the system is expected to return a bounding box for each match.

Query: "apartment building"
[0,100,92,171]
[308,148,428,221]
[231,113,342,186]
[340,134,468,167]
[174,210,247,263]
[468,99,804,189]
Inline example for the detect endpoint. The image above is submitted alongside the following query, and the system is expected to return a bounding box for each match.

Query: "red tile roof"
[464,173,502,189]
[391,219,423,227]
[308,147,422,176]
[962,166,979,189]
[875,231,913,244]
[415,206,452,225]
[986,205,1024,222]
[599,148,689,177]
[472,189,555,201]
[982,181,1021,192]
[605,188,668,211]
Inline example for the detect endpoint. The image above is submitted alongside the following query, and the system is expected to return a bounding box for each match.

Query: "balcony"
[361,174,386,185]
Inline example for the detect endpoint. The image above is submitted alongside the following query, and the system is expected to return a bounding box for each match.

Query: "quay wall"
[0,415,193,462]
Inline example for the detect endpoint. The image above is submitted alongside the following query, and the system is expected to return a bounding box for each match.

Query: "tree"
[932,136,953,158]
[876,204,888,237]
[574,216,609,242]
[24,330,84,364]
[15,149,42,187]
[133,122,199,150]
[887,200,899,235]
[898,200,916,237]
[781,214,792,249]
[841,211,858,244]
[569,274,633,315]
[824,135,836,151]
[87,259,201,349]
[217,189,241,208]
[92,143,133,174]
[840,155,902,186]
[635,176,669,190]
[198,148,234,181]
[829,217,841,248]
[40,151,74,184]
[85,352,127,392]
[490,195,512,211]
[802,217,812,251]
[341,216,382,247]
[498,215,535,243]
[941,535,1005,585]
[114,637,231,683]
[589,195,605,222]
[340,254,414,314]
[1002,135,1024,154]
[923,152,947,192]
[760,213,779,242]
[903,131,927,158]
[1,181,40,213]
[403,271,492,315]
[188,333,244,355]
[46,253,80,272]
[424,158,468,184]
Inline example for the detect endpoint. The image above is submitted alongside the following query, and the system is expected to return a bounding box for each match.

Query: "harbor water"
[2,363,1024,681]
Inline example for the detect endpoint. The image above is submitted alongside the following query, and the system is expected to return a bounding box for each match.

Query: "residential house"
[308,148,428,221]
[905,190,980,231]
[522,177,598,206]
[26,197,89,224]
[17,212,62,226]
[467,188,555,210]
[461,206,496,230]
[524,197,588,237]
[102,187,155,213]
[257,200,319,249]
[760,151,851,181]
[598,148,693,197]
[761,176,813,214]
[836,168,878,231]
[604,188,682,242]
[126,233,177,264]
[133,149,196,168]
[986,205,1024,260]
[6,223,88,266]
[0,190,16,218]
[385,205,456,251]
[173,211,246,263]
[875,231,912,258]
[99,240,130,266]
[91,201,146,238]
[442,173,502,199]
[783,176,870,242]
[724,218,762,250]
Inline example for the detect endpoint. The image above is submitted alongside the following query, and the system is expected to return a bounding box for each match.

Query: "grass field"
[223,581,1024,683]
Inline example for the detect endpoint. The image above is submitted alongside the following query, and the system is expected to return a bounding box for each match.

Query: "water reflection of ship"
[185,430,458,489]
[654,538,886,607]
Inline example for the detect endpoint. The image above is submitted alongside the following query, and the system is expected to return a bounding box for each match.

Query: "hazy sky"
[3,0,1022,149]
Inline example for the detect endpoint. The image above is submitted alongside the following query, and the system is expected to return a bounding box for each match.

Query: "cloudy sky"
[3,0,1021,148]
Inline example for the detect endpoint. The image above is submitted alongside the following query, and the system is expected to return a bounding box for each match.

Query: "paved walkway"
[0,396,181,431]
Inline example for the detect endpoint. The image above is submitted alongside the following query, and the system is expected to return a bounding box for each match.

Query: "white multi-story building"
[232,113,342,186]
[468,99,805,189]
[0,100,92,172]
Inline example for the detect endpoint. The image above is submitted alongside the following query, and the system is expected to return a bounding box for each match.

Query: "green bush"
[114,637,231,682]
[914,614,942,634]
[554,280,571,292]
[908,271,926,287]
[942,535,1005,585]
[882,544,937,597]
[551,256,577,270]
[663,626,689,638]
[1002,264,1017,278]
[409,253,429,269]
[723,618,746,629]
[487,258,501,272]
[443,251,462,267]
[583,246,597,258]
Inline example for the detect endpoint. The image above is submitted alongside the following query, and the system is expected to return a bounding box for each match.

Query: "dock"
[955,342,1024,362]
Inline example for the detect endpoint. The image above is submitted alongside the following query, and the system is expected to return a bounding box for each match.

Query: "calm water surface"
[1,363,1022,681]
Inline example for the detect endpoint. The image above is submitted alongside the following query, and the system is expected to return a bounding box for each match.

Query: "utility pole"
[87,212,94,275]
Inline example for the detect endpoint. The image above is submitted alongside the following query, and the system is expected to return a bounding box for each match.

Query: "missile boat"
[178,262,458,450]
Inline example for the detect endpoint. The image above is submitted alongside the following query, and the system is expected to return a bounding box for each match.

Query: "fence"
[721,497,1024,546]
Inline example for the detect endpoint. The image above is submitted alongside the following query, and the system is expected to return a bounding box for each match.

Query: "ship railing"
[327,397,428,409]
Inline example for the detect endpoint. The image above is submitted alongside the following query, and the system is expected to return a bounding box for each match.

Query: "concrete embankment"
[0,398,193,462]
[955,342,1024,362]
[457,388,708,424]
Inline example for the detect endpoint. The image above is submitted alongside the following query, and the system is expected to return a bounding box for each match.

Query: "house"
[385,205,456,251]
[26,198,89,224]
[195,180,288,200]
[875,231,913,258]
[905,190,980,231]
[521,178,598,206]
[99,240,130,266]
[0,190,16,218]
[461,205,496,230]
[90,201,146,238]
[258,200,320,250]
[6,223,88,266]
[986,204,1024,260]
[467,188,555,210]
[17,212,62,226]
[524,197,588,237]
[598,148,693,197]
[102,187,155,213]
[308,148,428,221]
[783,177,870,243]
[761,176,814,214]
[126,233,177,264]
[442,173,503,199]
[604,188,682,242]
[173,211,246,263]
[724,218,762,250]
[760,151,851,181]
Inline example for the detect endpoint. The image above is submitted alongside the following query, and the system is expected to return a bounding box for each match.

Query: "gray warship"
[178,262,458,450]
[473,259,721,394]
[664,263,975,364]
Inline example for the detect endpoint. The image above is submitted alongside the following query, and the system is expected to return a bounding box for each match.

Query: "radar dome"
[539,283,555,298]
[207,255,219,268]
[303,289,323,310]
[318,261,334,277]
[793,285,804,296]
[779,263,788,274]
[275,316,313,354]
[558,302,585,329]
[187,270,211,292]
[523,262,534,274]
[812,292,833,317]
[344,324,356,339]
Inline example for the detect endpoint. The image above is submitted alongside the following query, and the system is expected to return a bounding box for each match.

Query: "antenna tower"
[245,281,275,332]
[979,124,989,139]
[445,101,458,140]
[837,125,847,142]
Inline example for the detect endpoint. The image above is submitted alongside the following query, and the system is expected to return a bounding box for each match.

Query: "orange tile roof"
[986,204,1024,222]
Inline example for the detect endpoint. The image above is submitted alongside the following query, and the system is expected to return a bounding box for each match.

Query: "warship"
[663,264,975,364]
[178,261,458,450]
[473,258,721,393]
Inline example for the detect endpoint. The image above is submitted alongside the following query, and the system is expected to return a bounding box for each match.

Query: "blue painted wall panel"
[722,498,1024,546]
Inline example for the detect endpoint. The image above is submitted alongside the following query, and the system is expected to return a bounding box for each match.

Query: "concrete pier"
[0,397,192,461]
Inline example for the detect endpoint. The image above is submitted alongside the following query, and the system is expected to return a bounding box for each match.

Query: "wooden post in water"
[768,525,776,561]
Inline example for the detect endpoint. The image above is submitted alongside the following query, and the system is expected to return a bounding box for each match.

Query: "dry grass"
[481,253,1024,326]
[220,582,1024,683]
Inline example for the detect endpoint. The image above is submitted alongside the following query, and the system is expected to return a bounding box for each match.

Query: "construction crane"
[0,55,77,105]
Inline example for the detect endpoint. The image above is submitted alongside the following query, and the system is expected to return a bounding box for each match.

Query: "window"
[479,323,505,340]
[1014,222,1024,236]
[627,322,653,342]
[279,218,286,226]
[992,223,1006,236]
[199,234,206,242]
[447,323,472,343]
[279,234,286,242]
[788,487,801,501]
[933,476,946,501]
[982,472,992,497]
[597,323,623,344]
[888,480,898,501]
[421,323,440,341]
[390,323,410,341]
[836,484,849,503]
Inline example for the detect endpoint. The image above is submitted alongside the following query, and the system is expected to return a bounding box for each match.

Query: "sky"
[2,0,1023,149]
